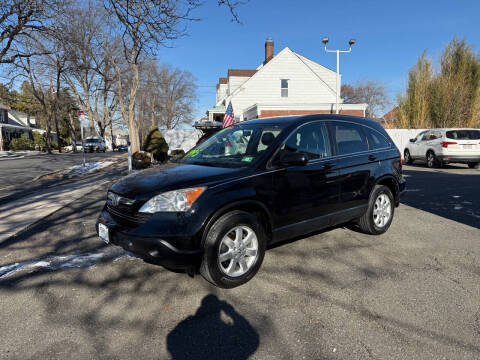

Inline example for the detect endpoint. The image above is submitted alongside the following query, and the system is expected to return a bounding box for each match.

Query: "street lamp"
[323,37,356,114]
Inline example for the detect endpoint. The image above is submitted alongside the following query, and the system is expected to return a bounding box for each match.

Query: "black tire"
[426,151,437,168]
[200,211,266,288]
[357,185,395,235]
[468,162,479,169]
[404,149,413,165]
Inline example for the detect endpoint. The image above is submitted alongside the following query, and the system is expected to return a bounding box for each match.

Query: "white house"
[202,38,367,123]
[0,103,57,151]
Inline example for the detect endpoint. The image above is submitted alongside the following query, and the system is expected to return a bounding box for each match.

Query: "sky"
[153,0,480,120]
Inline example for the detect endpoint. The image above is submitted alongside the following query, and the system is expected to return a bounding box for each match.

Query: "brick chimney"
[265,38,274,64]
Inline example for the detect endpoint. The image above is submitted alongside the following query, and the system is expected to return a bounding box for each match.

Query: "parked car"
[97,115,406,288]
[64,141,83,152]
[84,137,106,153]
[114,144,128,152]
[404,128,480,168]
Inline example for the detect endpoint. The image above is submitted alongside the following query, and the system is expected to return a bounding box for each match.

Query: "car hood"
[110,162,241,199]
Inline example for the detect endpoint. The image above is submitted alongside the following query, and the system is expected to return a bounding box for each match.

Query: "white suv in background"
[404,128,480,169]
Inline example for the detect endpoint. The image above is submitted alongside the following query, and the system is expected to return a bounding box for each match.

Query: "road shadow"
[167,294,259,360]
[402,168,480,228]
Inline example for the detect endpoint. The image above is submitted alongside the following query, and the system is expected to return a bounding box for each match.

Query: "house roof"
[381,106,399,120]
[218,77,228,84]
[216,47,338,106]
[227,69,258,77]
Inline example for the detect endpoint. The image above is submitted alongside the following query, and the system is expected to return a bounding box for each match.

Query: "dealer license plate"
[98,223,109,244]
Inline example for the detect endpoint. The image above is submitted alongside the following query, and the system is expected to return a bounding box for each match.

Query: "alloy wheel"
[218,226,259,277]
[373,194,392,228]
[427,153,435,167]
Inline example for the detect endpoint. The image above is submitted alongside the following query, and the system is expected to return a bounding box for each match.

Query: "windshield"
[182,124,285,168]
[87,139,100,143]
[446,130,480,140]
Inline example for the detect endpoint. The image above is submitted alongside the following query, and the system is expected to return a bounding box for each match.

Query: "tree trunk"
[68,112,77,152]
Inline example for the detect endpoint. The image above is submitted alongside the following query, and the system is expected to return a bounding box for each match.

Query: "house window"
[281,79,288,97]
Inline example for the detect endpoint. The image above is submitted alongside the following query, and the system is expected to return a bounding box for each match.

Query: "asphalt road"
[0,152,125,189]
[0,164,479,359]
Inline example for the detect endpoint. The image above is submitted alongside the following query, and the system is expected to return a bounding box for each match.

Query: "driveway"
[0,164,479,359]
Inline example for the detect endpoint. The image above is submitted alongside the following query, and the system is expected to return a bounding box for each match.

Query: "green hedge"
[143,127,169,162]
[10,135,34,151]
[170,149,185,157]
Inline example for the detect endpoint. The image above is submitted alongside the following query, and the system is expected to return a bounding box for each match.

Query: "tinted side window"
[280,122,331,160]
[365,128,390,150]
[446,130,480,140]
[330,122,368,155]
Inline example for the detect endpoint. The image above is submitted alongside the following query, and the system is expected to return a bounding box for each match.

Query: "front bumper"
[96,208,202,270]
[437,154,480,163]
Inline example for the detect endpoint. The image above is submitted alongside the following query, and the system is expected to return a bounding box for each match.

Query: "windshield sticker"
[241,156,254,163]
[185,149,201,158]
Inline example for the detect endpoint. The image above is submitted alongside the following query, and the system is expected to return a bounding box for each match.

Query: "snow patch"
[66,161,114,176]
[0,248,136,279]
[163,129,201,153]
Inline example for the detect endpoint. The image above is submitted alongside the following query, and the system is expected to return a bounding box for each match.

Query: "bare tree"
[0,0,57,64]
[104,0,247,153]
[341,80,389,118]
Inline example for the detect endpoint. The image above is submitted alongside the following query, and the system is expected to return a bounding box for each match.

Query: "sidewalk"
[0,162,127,243]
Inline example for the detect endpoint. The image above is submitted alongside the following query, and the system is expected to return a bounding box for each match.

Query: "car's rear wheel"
[404,149,413,164]
[200,211,266,288]
[357,185,395,235]
[426,151,437,168]
[468,162,479,169]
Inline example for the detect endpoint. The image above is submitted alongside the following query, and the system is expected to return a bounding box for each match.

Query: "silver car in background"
[404,128,480,168]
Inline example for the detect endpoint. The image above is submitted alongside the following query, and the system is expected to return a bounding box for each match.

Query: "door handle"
[368,155,377,161]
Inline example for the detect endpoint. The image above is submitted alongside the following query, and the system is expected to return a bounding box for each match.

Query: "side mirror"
[280,152,309,166]
[409,138,415,143]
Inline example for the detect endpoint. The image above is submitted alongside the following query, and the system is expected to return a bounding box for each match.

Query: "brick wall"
[258,109,364,118]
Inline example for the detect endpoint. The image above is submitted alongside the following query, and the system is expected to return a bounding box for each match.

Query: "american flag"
[223,101,234,128]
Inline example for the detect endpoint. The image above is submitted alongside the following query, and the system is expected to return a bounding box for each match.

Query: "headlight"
[138,187,206,213]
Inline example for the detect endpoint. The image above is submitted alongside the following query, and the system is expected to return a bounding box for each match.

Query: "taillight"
[440,141,457,148]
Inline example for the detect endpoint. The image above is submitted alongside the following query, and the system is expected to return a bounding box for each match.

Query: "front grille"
[107,203,151,228]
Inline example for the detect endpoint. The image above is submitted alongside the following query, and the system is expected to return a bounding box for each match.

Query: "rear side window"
[330,122,369,155]
[281,121,331,160]
[446,130,480,140]
[365,128,390,150]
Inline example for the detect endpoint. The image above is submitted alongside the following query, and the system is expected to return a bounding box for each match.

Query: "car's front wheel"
[200,211,266,288]
[468,162,479,169]
[404,149,413,164]
[357,185,395,235]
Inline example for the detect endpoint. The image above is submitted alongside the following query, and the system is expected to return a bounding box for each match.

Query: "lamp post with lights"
[322,37,356,114]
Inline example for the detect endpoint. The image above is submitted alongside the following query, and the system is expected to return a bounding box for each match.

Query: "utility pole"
[78,110,86,167]
[322,37,356,114]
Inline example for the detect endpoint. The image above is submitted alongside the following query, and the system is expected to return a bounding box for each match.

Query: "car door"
[327,121,374,218]
[413,131,430,158]
[270,121,340,241]
[408,130,425,158]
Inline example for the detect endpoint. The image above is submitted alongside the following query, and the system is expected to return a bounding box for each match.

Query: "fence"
[164,129,201,153]
[385,129,426,154]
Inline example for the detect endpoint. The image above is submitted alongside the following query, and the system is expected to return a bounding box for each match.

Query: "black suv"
[97,115,406,288]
